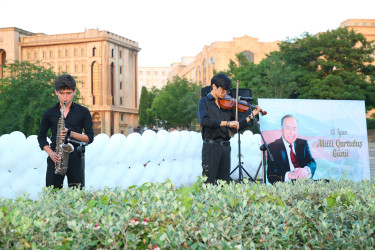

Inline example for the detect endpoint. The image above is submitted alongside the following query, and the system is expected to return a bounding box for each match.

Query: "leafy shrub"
[0,177,374,248]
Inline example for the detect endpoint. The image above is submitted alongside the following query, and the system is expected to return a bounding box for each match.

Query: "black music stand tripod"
[70,138,88,188]
[229,106,274,183]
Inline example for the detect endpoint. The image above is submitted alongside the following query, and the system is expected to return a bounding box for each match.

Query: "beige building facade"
[340,19,375,43]
[138,66,171,91]
[168,35,280,86]
[0,27,141,136]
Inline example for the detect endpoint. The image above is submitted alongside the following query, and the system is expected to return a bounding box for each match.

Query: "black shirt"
[37,102,94,151]
[197,93,252,141]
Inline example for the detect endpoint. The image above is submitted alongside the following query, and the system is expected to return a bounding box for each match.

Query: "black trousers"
[201,141,231,184]
[46,149,84,189]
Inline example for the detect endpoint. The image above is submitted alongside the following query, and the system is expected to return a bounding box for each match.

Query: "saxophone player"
[37,74,94,189]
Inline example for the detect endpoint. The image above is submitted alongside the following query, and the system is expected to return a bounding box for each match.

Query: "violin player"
[197,73,262,184]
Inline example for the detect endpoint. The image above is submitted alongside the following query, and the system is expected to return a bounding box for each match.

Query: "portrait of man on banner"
[267,114,316,184]
[259,99,370,183]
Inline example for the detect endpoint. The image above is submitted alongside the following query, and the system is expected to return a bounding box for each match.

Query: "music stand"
[229,102,274,184]
[70,138,88,188]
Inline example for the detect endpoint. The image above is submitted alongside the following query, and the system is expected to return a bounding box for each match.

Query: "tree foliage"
[0,61,81,136]
[150,77,201,129]
[138,86,149,126]
[225,27,375,109]
[138,86,161,127]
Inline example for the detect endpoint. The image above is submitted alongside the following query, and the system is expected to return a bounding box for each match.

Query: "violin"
[218,94,267,115]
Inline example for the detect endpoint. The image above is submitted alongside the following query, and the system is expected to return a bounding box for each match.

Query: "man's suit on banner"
[267,138,316,184]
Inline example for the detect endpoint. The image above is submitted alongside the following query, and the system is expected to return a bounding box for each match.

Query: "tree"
[138,86,149,126]
[223,53,294,102]
[225,27,375,109]
[0,61,81,136]
[275,27,375,109]
[146,86,160,126]
[150,77,201,129]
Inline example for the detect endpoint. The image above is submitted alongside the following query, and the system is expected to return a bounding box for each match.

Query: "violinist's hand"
[253,105,262,116]
[228,121,239,130]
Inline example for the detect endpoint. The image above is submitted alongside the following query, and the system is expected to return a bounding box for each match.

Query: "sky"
[0,0,374,67]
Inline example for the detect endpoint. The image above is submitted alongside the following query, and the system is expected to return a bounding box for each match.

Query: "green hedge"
[1,178,374,249]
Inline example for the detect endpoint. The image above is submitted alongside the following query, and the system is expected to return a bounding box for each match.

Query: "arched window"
[92,47,97,57]
[0,49,6,79]
[208,57,215,82]
[92,112,101,136]
[110,63,115,105]
[196,65,201,84]
[203,59,207,85]
[240,50,254,63]
[91,61,100,104]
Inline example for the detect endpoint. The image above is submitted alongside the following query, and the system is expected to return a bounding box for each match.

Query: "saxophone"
[55,101,74,175]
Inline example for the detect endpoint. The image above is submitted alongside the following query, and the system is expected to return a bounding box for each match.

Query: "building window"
[82,64,86,72]
[74,48,78,56]
[43,51,47,58]
[81,48,86,56]
[240,51,254,63]
[110,63,115,105]
[139,71,143,75]
[34,51,38,59]
[147,71,150,75]
[120,97,123,105]
[120,66,122,74]
[27,52,31,59]
[354,22,358,26]
[162,71,165,76]
[203,59,206,85]
[92,61,100,105]
[65,49,69,57]
[363,22,367,26]
[74,65,78,73]
[111,49,114,58]
[58,50,62,57]
[58,65,62,72]
[49,50,54,58]
[93,47,97,57]
[65,65,69,72]
[154,71,158,76]
[372,23,375,26]
[119,51,122,58]
[120,82,123,89]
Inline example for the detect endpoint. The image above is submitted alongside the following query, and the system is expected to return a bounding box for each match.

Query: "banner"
[258,99,370,182]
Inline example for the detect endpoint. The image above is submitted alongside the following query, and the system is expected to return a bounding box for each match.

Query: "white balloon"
[154,161,171,183]
[128,163,145,186]
[142,162,158,184]
[0,187,16,199]
[0,171,13,189]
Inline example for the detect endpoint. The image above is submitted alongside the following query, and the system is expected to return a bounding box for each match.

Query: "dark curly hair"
[211,73,232,91]
[55,74,76,91]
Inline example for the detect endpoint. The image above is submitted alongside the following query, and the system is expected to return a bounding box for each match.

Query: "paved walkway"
[368,130,375,177]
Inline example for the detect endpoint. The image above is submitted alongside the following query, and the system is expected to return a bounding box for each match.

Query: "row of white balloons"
[0,130,262,200]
